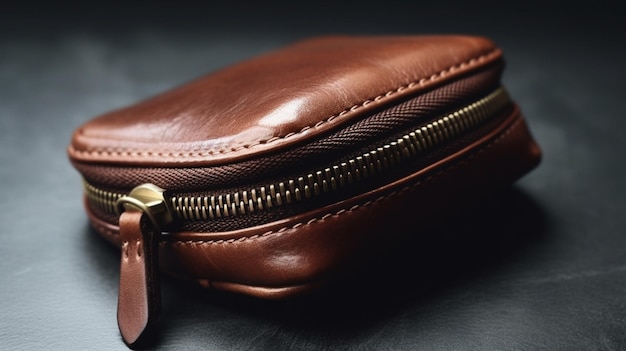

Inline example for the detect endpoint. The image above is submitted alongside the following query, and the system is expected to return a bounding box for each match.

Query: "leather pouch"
[68,35,541,347]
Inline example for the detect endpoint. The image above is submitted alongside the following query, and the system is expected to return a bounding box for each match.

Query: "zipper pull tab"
[115,184,174,348]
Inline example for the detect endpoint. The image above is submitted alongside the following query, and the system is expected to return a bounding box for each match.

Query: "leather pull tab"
[117,210,161,348]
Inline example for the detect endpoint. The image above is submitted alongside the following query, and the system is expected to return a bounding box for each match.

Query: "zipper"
[94,86,511,347]
[116,183,175,230]
[115,184,174,347]
[84,86,511,226]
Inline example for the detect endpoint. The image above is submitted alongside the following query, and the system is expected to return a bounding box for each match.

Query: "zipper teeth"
[84,87,510,221]
[83,181,121,215]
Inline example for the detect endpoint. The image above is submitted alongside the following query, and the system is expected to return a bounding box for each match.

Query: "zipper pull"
[115,184,174,348]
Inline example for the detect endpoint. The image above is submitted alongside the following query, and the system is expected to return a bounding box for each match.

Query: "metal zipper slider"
[115,184,174,348]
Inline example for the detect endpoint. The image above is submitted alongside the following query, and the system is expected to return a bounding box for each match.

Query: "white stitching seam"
[89,112,521,247]
[167,115,522,246]
[73,49,501,158]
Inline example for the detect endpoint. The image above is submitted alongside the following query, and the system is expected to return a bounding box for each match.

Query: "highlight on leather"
[68,35,541,347]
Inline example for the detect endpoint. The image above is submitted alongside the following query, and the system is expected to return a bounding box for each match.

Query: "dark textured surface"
[2,2,625,350]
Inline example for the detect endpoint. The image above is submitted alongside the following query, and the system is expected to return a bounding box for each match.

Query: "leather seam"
[122,241,129,259]
[167,114,522,246]
[91,114,520,247]
[71,49,501,158]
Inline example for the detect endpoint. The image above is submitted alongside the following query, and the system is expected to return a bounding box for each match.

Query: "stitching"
[92,221,119,243]
[166,115,522,247]
[89,114,521,248]
[122,241,128,259]
[73,49,500,158]
[136,239,142,258]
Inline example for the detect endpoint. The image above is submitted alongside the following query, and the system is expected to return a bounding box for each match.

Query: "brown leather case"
[68,35,541,347]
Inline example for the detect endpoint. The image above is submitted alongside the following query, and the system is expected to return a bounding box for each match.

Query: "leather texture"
[87,105,540,298]
[117,211,161,347]
[66,36,542,348]
[68,35,501,166]
[6,3,625,350]
[70,35,541,299]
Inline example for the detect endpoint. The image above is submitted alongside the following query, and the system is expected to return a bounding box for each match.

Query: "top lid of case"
[68,35,501,167]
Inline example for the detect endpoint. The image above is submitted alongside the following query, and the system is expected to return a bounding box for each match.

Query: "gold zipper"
[84,86,510,223]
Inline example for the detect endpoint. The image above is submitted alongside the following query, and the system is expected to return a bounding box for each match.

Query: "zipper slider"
[115,184,174,348]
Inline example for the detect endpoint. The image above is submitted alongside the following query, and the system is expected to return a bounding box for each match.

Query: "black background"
[2,1,626,350]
